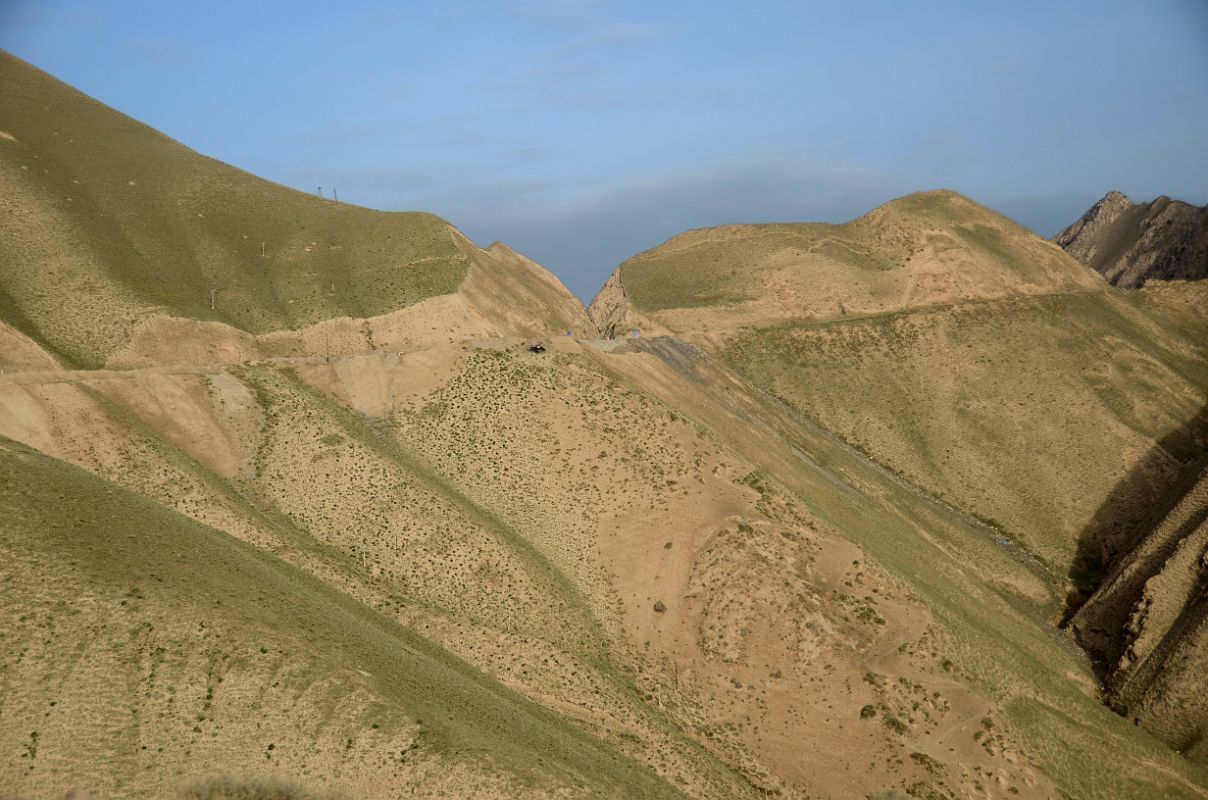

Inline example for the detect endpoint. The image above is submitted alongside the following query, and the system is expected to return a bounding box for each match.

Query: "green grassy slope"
[619,223,825,312]
[608,190,1099,321]
[0,51,469,366]
[0,351,759,799]
[587,342,1208,798]
[598,192,1208,587]
[0,435,685,800]
[722,289,1208,582]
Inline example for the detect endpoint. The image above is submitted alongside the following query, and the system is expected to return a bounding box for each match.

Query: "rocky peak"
[1054,191,1208,287]
[1053,191,1132,251]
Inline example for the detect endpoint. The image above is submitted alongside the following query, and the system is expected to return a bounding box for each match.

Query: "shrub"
[882,715,909,734]
[179,774,345,800]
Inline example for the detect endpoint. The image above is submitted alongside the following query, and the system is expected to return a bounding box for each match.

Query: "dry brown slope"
[573,335,1208,796]
[591,194,1208,772]
[4,324,1208,797]
[723,288,1208,579]
[0,337,1134,799]
[0,435,688,800]
[0,344,772,799]
[590,192,1208,583]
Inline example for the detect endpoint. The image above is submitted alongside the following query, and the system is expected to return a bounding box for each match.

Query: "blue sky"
[3,1,1207,300]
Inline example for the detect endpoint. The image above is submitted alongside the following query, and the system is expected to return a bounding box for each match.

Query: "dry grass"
[721,289,1208,581]
[604,190,1103,337]
[3,44,1208,800]
[180,774,346,800]
[0,51,467,367]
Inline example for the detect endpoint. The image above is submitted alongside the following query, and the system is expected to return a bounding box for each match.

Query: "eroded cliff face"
[1071,452,1208,760]
[1055,191,1208,288]
[586,270,629,337]
[586,269,669,339]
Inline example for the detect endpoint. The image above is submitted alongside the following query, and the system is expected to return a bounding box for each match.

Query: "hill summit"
[589,189,1101,342]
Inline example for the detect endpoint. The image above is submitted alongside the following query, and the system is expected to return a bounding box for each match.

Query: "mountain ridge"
[4,49,1208,800]
[588,188,1104,343]
[0,50,590,369]
[588,190,1208,766]
[1054,190,1208,288]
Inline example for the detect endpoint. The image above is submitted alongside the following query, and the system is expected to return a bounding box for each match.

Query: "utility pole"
[209,288,216,310]
[333,188,339,203]
[261,241,266,257]
[317,186,323,198]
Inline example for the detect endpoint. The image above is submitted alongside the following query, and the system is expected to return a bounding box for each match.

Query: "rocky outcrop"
[1053,191,1134,262]
[1071,454,1208,759]
[1054,191,1208,288]
[586,270,631,338]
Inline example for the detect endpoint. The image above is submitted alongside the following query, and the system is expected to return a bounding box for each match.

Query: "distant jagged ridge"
[1054,191,1208,288]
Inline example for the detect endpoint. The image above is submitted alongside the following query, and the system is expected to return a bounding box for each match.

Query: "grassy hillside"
[4,47,1208,800]
[9,337,1208,799]
[722,288,1208,582]
[0,51,474,366]
[594,190,1103,338]
[596,194,1208,585]
[0,435,687,800]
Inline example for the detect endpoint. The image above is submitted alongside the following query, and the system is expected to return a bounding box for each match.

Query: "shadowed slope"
[1055,191,1208,288]
[1068,405,1208,759]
